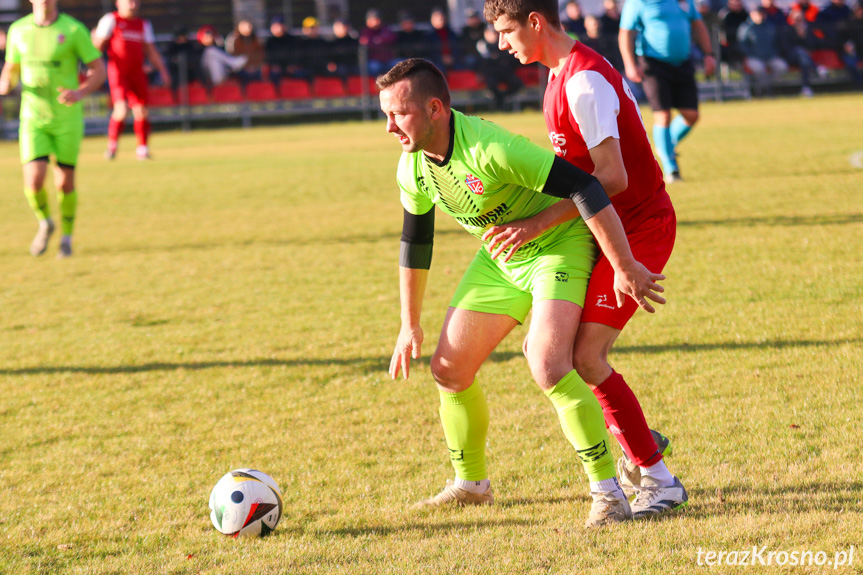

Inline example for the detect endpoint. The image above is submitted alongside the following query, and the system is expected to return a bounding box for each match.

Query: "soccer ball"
[209,469,283,537]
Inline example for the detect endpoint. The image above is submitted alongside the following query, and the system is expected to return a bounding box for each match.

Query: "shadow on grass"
[685,481,863,517]
[320,517,532,539]
[82,228,465,256]
[1,338,858,377]
[679,213,863,228]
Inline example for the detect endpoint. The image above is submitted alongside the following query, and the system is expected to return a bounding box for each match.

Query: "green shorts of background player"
[18,122,84,258]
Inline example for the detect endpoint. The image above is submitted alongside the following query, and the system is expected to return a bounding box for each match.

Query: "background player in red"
[93,0,169,160]
[483,0,688,519]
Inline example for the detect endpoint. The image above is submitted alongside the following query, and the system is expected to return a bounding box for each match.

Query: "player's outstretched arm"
[0,62,20,96]
[483,200,580,263]
[619,29,642,83]
[389,267,428,380]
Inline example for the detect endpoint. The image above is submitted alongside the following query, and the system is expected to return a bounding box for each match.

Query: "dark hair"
[483,0,561,28]
[376,59,451,108]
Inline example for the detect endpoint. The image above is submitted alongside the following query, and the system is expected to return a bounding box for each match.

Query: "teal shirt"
[5,13,102,129]
[619,0,701,65]
[398,110,589,263]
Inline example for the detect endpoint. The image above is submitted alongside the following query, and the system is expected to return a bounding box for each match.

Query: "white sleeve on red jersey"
[144,20,156,44]
[564,70,621,149]
[94,13,116,40]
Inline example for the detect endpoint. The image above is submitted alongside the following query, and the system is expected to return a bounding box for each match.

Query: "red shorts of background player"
[581,209,677,329]
[108,67,149,107]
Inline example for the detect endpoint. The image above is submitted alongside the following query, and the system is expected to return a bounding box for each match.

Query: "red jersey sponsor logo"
[465,174,484,195]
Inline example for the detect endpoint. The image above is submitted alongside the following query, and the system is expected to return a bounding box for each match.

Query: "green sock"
[545,370,616,482]
[58,190,77,236]
[24,188,50,222]
[438,381,489,481]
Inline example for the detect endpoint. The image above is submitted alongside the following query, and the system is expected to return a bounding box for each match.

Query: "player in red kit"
[483,0,688,521]
[93,0,169,160]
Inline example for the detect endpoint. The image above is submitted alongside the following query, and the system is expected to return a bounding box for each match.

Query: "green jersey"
[5,13,101,129]
[397,110,589,263]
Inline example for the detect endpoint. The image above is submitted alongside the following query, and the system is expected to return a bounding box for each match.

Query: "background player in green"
[0,0,105,258]
[380,59,666,527]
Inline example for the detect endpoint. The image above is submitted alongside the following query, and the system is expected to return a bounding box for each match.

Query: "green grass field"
[1,94,862,574]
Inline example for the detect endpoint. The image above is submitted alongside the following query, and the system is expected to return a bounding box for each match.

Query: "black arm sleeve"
[541,155,612,220]
[399,207,435,269]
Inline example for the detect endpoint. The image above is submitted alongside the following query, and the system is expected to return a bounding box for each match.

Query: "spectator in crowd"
[562,1,587,37]
[817,0,853,57]
[475,25,522,109]
[581,15,645,100]
[297,17,330,78]
[461,8,487,71]
[0,27,7,63]
[819,0,853,21]
[839,2,863,86]
[265,16,297,84]
[198,25,247,88]
[326,19,359,80]
[600,0,622,37]
[737,8,789,95]
[430,7,461,71]
[720,0,751,65]
[784,9,821,95]
[395,10,439,62]
[761,0,789,25]
[789,0,820,22]
[582,15,624,69]
[226,19,264,84]
[166,26,202,85]
[359,8,397,76]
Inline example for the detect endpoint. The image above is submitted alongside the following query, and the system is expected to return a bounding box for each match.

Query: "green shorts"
[19,120,84,166]
[450,231,598,323]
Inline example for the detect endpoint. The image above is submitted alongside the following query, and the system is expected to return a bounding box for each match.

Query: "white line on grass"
[850,150,863,169]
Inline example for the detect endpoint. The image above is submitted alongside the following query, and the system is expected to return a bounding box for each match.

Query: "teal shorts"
[19,120,84,166]
[449,231,598,323]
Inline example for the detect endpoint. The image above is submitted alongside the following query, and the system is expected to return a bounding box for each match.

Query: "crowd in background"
[2,0,861,106]
[717,0,863,93]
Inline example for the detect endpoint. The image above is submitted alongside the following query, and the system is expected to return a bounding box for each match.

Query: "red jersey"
[95,11,154,76]
[543,42,672,230]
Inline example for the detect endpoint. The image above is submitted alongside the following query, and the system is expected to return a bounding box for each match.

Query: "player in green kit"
[0,0,105,258]
[380,59,667,527]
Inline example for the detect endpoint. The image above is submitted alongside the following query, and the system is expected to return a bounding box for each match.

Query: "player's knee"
[525,350,568,390]
[429,354,466,392]
[572,348,607,385]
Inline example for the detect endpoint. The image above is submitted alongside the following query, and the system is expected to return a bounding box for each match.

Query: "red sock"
[134,118,151,147]
[107,117,124,148]
[592,370,662,467]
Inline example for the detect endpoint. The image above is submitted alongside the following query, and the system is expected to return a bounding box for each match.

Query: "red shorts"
[581,210,676,330]
[108,67,149,107]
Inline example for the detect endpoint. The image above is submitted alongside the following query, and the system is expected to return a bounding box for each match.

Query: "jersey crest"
[465,174,484,195]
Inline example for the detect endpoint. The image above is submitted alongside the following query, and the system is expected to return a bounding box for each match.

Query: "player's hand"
[625,63,643,84]
[703,54,716,79]
[482,219,540,263]
[0,78,9,96]
[389,323,424,380]
[161,70,172,88]
[57,87,82,106]
[612,259,666,313]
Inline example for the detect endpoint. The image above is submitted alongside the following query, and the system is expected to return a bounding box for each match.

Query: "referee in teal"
[619,0,715,184]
